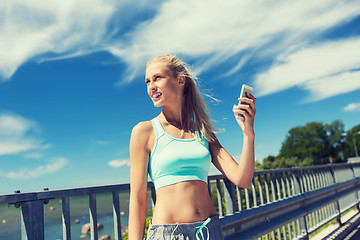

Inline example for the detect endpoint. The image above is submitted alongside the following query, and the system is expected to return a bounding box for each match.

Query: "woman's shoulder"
[131,120,154,138]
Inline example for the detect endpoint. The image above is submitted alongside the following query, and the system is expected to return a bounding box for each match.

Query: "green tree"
[279,122,331,165]
[262,155,299,169]
[343,124,360,160]
[325,120,345,162]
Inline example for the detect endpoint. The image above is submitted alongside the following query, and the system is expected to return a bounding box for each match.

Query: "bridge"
[1,162,360,240]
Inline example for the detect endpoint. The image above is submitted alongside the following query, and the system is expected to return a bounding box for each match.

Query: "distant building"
[348,157,360,163]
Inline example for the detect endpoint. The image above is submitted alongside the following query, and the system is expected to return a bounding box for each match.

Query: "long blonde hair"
[147,55,217,142]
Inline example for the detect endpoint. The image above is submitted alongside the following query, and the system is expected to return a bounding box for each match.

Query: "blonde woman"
[129,55,256,240]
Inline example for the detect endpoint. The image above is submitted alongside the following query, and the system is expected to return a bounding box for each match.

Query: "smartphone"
[236,84,253,120]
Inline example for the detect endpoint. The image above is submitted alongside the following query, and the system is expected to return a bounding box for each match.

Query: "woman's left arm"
[210,93,256,188]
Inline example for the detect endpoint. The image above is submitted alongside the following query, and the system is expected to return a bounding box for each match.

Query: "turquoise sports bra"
[149,118,212,190]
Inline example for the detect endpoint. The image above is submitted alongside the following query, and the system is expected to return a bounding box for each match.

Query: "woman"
[129,55,256,240]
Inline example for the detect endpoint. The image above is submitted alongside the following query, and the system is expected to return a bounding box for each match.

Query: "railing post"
[223,179,237,215]
[62,196,71,240]
[20,200,45,240]
[292,170,308,239]
[112,191,122,240]
[150,183,156,209]
[216,179,224,217]
[349,164,360,210]
[89,193,98,240]
[330,166,342,225]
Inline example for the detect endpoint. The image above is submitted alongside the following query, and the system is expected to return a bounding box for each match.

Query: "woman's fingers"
[236,100,255,115]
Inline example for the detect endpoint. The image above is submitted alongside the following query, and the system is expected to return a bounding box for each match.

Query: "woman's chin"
[153,101,163,108]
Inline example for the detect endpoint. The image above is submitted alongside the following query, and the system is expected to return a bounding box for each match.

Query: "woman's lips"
[152,92,162,101]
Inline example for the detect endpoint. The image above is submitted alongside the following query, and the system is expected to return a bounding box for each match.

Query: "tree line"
[256,120,360,170]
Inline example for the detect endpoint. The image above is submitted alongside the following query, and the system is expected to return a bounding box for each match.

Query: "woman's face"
[145,61,184,107]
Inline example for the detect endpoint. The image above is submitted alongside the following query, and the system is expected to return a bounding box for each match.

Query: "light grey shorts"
[146,215,224,240]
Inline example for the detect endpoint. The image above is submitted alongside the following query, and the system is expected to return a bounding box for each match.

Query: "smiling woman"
[128,54,256,240]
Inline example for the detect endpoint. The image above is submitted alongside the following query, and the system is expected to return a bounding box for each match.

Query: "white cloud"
[302,70,360,102]
[0,113,44,155]
[0,0,121,80]
[108,159,130,168]
[344,102,360,112]
[1,0,360,102]
[255,38,360,100]
[111,0,360,84]
[0,158,68,179]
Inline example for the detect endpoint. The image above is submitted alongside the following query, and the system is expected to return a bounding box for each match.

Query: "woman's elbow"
[234,176,253,189]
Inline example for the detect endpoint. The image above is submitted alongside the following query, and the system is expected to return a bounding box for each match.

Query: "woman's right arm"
[128,122,153,240]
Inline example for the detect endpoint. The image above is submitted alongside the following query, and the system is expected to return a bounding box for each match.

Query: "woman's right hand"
[233,92,256,137]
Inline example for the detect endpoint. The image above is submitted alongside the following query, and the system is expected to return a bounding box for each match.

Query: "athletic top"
[149,118,212,190]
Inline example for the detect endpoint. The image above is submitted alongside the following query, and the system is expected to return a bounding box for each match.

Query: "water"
[0,191,152,240]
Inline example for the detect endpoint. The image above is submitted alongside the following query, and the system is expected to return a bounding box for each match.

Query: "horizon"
[0,0,360,195]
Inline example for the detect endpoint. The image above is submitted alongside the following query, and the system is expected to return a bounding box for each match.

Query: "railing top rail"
[0,183,132,205]
[1,162,358,205]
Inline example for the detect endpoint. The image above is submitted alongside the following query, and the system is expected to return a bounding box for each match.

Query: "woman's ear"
[178,75,186,86]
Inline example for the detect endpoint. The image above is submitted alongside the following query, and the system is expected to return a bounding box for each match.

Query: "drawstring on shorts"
[195,218,211,240]
[170,223,179,240]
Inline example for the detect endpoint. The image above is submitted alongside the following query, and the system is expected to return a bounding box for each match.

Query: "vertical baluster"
[288,171,296,238]
[89,193,98,240]
[318,169,325,188]
[270,173,276,202]
[301,170,307,193]
[270,173,280,239]
[285,172,291,197]
[264,173,273,240]
[287,223,292,240]
[309,170,315,190]
[284,171,294,239]
[296,219,301,238]
[280,172,286,198]
[258,174,264,205]
[309,170,317,229]
[316,169,322,189]
[319,171,328,224]
[282,224,287,240]
[264,173,270,204]
[216,179,224,217]
[62,196,71,240]
[251,178,257,207]
[312,170,320,226]
[276,227,281,240]
[244,187,250,209]
[293,170,308,238]
[236,187,243,211]
[275,173,281,200]
[325,168,332,186]
[112,191,122,240]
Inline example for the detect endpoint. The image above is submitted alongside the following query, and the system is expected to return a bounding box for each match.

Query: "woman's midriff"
[151,180,217,224]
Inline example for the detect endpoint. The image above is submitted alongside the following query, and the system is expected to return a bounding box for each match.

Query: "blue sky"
[0,0,360,195]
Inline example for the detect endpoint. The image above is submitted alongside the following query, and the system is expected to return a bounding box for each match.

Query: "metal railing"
[1,163,360,240]
[213,162,360,239]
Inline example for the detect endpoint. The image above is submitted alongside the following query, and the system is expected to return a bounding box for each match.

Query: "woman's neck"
[160,107,183,127]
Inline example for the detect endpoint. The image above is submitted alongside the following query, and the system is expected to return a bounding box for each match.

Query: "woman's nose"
[149,81,156,90]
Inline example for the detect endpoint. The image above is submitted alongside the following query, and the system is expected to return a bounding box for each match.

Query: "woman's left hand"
[233,92,256,136]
